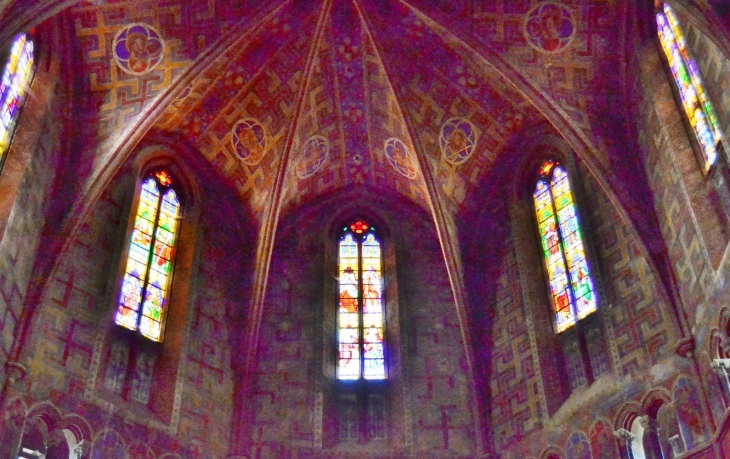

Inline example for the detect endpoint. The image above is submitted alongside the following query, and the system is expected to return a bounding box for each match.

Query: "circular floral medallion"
[523,2,575,54]
[113,23,165,75]
[384,137,417,179]
[231,118,268,166]
[439,117,477,165]
[296,135,329,179]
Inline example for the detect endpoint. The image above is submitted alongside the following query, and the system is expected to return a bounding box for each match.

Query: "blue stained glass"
[115,173,180,342]
[534,162,597,333]
[657,3,722,169]
[337,222,386,380]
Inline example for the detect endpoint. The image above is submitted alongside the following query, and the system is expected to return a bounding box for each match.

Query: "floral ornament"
[113,23,165,75]
[524,2,575,54]
[231,118,268,166]
[439,117,478,165]
[384,137,417,179]
[296,135,329,179]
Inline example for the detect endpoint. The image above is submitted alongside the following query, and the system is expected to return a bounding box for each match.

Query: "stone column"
[614,428,635,459]
[711,358,730,400]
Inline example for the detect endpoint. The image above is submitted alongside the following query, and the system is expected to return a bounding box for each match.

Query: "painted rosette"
[231,118,268,166]
[383,137,417,179]
[439,117,477,165]
[523,2,575,54]
[296,135,329,179]
[113,23,165,75]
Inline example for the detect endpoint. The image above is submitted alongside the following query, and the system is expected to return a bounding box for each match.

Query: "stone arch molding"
[15,400,92,458]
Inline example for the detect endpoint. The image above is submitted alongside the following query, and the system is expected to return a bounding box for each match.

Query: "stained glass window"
[656,2,722,170]
[337,220,386,380]
[0,33,34,173]
[534,161,596,333]
[115,170,180,342]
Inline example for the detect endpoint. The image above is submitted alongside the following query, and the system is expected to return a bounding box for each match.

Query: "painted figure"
[339,266,359,313]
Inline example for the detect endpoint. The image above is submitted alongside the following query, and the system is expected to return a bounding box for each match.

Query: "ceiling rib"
[353,0,489,454]
[237,0,334,446]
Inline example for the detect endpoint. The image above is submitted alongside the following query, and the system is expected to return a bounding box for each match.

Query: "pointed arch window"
[337,220,386,380]
[533,160,596,333]
[0,33,35,173]
[656,2,723,171]
[115,169,181,342]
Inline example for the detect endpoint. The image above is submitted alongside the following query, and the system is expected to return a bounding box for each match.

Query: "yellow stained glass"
[534,162,596,333]
[116,174,180,342]
[337,224,386,380]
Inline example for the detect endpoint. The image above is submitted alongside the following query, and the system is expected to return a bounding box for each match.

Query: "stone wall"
[0,152,254,457]
[248,197,479,458]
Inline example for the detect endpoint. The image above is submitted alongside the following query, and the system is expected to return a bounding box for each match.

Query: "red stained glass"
[115,171,180,342]
[349,220,369,234]
[155,170,173,186]
[0,34,34,172]
[534,162,596,333]
[656,3,722,170]
[337,224,386,380]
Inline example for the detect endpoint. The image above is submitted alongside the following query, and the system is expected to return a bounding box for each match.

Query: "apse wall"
[0,153,253,457]
[246,193,479,458]
[0,22,67,393]
[456,125,711,457]
[633,7,730,441]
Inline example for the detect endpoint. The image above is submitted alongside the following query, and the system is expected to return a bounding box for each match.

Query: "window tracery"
[530,159,610,392]
[115,169,180,342]
[337,220,386,380]
[533,160,596,333]
[656,1,723,171]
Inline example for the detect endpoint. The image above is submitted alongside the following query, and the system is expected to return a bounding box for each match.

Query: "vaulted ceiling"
[6,0,636,214]
[4,0,647,235]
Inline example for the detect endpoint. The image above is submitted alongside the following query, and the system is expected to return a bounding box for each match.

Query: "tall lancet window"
[534,160,596,333]
[656,2,723,170]
[338,220,386,380]
[0,33,35,173]
[116,170,181,342]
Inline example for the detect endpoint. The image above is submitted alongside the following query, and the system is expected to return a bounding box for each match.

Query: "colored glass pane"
[534,163,596,333]
[656,4,722,169]
[115,173,180,342]
[116,178,159,331]
[0,33,34,171]
[337,226,386,380]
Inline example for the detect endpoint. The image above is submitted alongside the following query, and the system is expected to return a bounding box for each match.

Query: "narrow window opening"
[0,33,35,174]
[337,220,386,380]
[656,1,723,172]
[115,169,180,342]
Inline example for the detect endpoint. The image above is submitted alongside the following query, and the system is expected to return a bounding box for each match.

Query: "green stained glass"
[116,173,180,342]
[534,162,596,333]
[657,3,722,169]
[337,223,386,380]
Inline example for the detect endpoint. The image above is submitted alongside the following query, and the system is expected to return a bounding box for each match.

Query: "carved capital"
[712,358,730,372]
[668,434,684,456]
[614,427,634,443]
[639,415,657,430]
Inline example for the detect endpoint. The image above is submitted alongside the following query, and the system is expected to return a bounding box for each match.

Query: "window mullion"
[357,238,364,380]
